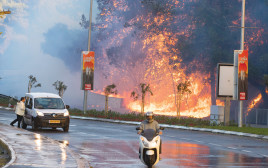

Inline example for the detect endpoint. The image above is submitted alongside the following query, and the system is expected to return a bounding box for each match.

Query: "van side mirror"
[65,105,70,109]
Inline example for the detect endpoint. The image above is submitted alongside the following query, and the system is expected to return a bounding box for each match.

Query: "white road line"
[180,138,191,141]
[165,135,176,138]
[227,147,237,150]
[194,140,203,143]
[208,143,222,147]
[69,125,76,127]
[0,118,9,120]
[242,150,252,153]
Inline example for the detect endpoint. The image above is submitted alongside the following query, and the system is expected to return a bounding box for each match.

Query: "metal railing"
[245,108,268,127]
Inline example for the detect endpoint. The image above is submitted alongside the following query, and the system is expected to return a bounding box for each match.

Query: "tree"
[28,75,41,93]
[131,83,153,114]
[264,75,268,93]
[53,80,67,98]
[177,81,192,119]
[104,84,117,116]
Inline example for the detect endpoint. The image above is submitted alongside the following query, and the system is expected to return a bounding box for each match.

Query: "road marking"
[165,135,176,138]
[227,147,237,150]
[180,138,191,141]
[208,143,222,147]
[69,125,76,127]
[242,150,252,153]
[0,118,9,120]
[194,140,203,143]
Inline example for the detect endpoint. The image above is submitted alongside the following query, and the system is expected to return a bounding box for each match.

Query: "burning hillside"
[82,0,268,118]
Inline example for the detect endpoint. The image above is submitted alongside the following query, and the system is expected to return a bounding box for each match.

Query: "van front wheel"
[32,118,38,131]
[63,125,69,132]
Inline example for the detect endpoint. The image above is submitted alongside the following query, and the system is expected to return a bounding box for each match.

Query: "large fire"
[92,0,265,118]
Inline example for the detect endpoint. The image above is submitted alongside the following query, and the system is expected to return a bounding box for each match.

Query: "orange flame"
[247,93,262,110]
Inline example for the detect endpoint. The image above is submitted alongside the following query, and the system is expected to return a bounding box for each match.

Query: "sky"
[0,0,99,108]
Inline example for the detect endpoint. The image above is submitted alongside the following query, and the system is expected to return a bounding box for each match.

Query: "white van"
[22,92,70,132]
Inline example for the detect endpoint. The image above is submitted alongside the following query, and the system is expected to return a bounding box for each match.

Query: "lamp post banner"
[81,51,94,90]
[238,50,248,100]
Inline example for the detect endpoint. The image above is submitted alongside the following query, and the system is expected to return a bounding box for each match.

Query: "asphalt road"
[1,109,268,168]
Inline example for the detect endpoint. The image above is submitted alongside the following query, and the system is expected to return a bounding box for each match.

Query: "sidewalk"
[0,123,90,168]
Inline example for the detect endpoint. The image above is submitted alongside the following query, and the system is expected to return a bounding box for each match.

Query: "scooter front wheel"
[145,155,156,168]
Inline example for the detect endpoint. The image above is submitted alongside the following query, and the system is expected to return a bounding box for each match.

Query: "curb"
[0,106,14,111]
[0,138,16,168]
[70,116,268,140]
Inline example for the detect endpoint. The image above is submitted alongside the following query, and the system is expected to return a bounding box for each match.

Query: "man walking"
[10,97,26,128]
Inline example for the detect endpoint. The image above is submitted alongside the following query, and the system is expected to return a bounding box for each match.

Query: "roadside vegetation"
[0,94,18,107]
[69,108,268,136]
[0,146,10,167]
[69,108,209,126]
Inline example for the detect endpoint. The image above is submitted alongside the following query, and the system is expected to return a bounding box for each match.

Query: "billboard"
[216,63,234,98]
[234,50,248,100]
[81,51,94,90]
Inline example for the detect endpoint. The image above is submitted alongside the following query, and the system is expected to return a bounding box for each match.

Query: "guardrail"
[245,108,268,127]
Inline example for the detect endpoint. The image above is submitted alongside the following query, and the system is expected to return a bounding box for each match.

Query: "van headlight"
[64,110,69,117]
[36,111,44,116]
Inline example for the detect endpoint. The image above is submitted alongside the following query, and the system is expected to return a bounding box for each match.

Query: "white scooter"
[136,127,164,168]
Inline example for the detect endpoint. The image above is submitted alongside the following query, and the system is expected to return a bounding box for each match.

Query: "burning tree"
[104,84,118,115]
[53,80,67,98]
[177,81,192,119]
[28,75,41,93]
[131,83,153,114]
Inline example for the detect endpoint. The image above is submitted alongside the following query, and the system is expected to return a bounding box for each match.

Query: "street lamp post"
[83,0,94,114]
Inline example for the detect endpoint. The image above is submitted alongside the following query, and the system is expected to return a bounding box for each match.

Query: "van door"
[25,97,33,124]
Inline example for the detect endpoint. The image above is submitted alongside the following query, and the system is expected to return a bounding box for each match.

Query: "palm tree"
[104,84,117,116]
[28,75,41,93]
[177,81,192,119]
[131,83,153,114]
[264,74,268,94]
[53,80,67,97]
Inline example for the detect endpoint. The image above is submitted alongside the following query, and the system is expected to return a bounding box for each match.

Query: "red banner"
[238,50,248,100]
[81,51,94,90]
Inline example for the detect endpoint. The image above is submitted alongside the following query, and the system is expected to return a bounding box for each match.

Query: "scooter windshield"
[142,129,157,141]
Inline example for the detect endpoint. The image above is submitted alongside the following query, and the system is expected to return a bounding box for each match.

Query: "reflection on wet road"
[76,139,268,168]
[1,110,268,167]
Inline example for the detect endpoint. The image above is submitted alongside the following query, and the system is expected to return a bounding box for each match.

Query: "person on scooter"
[137,111,162,155]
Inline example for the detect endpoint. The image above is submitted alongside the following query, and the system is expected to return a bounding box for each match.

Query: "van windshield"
[34,98,65,109]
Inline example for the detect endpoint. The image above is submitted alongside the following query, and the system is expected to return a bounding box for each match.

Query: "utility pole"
[238,0,246,127]
[83,0,94,114]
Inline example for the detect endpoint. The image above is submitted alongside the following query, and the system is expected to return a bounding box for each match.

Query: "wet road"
[1,109,268,168]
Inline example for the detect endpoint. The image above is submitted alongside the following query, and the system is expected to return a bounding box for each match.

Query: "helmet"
[146,111,154,123]
[146,111,154,117]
